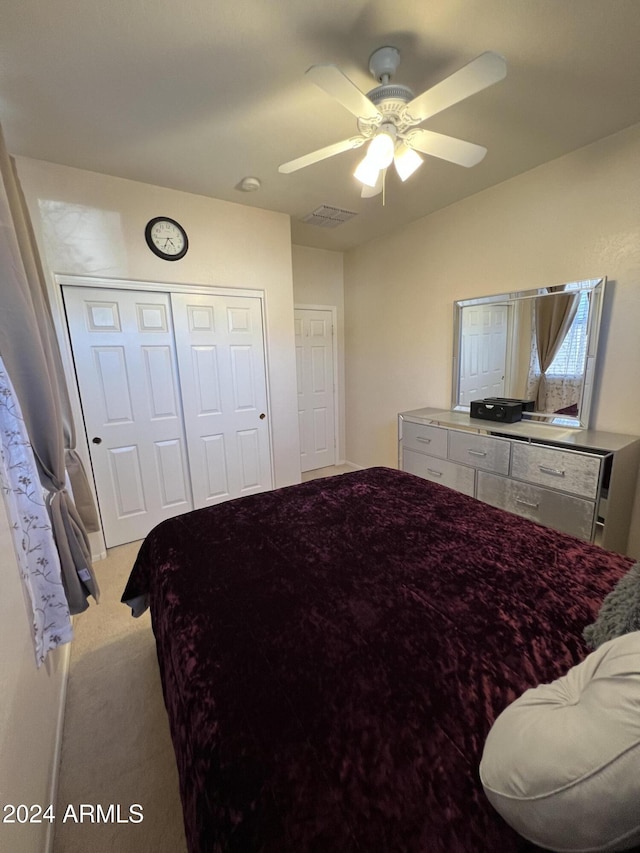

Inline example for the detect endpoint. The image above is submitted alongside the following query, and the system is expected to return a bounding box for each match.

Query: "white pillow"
[480,631,640,852]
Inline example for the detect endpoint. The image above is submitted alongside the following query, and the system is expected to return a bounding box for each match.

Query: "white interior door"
[171,292,272,506]
[295,308,336,472]
[458,304,508,404]
[62,286,193,547]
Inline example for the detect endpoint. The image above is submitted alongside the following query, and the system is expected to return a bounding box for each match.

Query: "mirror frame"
[451,277,606,429]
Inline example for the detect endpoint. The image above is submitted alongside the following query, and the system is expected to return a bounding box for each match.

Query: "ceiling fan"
[279,47,506,197]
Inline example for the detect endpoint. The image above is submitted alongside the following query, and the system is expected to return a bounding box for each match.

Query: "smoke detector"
[238,176,261,192]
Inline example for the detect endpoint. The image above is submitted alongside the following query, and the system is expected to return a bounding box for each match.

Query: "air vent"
[301,205,358,228]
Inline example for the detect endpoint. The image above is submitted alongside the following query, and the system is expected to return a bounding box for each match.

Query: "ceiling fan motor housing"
[366,45,414,125]
[360,84,415,136]
[367,84,414,109]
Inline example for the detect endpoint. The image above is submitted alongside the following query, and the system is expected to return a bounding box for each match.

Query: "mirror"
[452,277,606,429]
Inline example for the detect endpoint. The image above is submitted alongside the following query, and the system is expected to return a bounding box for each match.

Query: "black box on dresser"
[470,399,523,424]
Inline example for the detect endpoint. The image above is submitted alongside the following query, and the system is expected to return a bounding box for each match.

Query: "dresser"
[398,407,640,554]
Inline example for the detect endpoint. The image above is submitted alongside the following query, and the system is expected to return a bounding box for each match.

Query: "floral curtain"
[0,121,100,615]
[526,287,581,412]
[0,357,73,666]
[533,288,580,409]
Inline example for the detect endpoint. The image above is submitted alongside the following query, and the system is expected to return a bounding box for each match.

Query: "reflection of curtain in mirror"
[527,287,580,410]
[525,320,540,402]
[508,298,533,398]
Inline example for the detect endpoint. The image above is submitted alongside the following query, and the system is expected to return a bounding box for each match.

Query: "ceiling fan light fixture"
[354,126,396,187]
[367,129,395,168]
[394,144,423,181]
[353,155,380,187]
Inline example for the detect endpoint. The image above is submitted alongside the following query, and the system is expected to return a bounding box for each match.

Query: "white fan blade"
[361,169,384,198]
[279,136,366,174]
[404,129,487,167]
[405,51,506,124]
[306,64,382,121]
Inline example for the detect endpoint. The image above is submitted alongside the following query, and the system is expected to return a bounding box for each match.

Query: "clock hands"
[160,237,180,253]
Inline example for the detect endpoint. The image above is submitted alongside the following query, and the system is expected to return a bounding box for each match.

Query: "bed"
[122,466,633,853]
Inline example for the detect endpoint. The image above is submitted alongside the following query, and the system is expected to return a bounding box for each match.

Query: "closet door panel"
[172,292,272,507]
[62,286,193,547]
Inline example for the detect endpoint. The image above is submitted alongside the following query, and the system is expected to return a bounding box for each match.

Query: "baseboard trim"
[44,637,72,853]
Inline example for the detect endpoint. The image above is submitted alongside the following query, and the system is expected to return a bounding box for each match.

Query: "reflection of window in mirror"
[547,291,589,376]
[526,289,590,415]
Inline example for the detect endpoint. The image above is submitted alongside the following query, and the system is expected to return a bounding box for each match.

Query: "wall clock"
[145,217,188,261]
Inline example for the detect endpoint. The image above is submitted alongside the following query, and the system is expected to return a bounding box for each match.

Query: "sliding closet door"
[64,285,272,547]
[62,286,193,547]
[171,292,272,507]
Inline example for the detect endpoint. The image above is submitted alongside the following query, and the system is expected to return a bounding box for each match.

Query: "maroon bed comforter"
[122,466,633,853]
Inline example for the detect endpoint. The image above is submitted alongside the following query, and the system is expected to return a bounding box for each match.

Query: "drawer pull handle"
[516,498,540,510]
[467,449,487,457]
[427,468,443,477]
[538,465,565,477]
[416,436,432,444]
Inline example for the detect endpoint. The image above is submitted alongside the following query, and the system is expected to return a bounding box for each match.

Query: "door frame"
[294,303,340,467]
[53,274,274,559]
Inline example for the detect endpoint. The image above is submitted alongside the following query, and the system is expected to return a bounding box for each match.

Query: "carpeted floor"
[52,539,188,853]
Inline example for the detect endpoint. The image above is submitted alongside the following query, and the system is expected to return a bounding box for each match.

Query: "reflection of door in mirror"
[458,303,508,404]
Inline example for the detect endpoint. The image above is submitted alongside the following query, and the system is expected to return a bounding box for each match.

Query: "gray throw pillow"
[583,562,640,649]
[480,632,640,852]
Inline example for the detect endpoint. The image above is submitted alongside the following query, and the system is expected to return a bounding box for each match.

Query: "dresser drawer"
[403,448,475,497]
[477,472,596,541]
[511,443,602,499]
[401,421,448,459]
[448,430,511,475]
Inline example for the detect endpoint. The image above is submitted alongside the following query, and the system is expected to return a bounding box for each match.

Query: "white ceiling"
[2,0,640,252]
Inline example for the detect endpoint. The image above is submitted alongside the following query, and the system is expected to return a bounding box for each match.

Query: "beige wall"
[0,495,68,853]
[291,245,346,462]
[344,122,640,556]
[15,158,301,534]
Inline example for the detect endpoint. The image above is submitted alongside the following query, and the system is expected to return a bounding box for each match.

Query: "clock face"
[145,217,188,260]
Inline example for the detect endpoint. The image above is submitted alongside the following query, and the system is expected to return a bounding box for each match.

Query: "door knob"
[92,436,102,445]
[259,413,266,420]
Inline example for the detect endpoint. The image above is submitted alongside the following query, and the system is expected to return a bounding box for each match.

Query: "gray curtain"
[0,123,99,613]
[534,287,580,409]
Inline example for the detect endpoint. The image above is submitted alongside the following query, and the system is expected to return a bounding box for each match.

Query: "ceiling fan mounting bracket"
[368,46,401,83]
